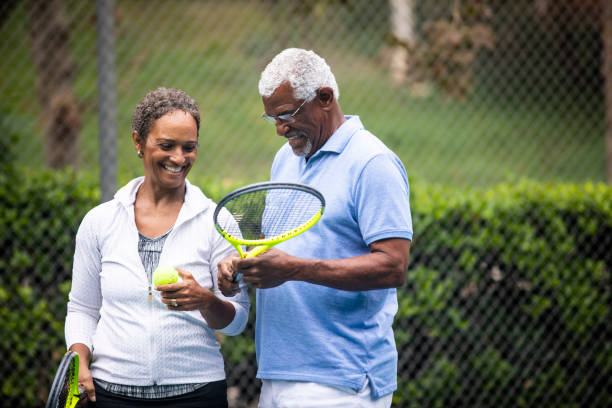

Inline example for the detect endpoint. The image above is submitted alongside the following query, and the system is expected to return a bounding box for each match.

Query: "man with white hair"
[219,48,413,407]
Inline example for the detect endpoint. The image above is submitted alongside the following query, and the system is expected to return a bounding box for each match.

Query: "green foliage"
[0,283,69,406]
[394,356,461,407]
[2,170,610,407]
[0,167,98,407]
[0,168,99,287]
[396,180,612,407]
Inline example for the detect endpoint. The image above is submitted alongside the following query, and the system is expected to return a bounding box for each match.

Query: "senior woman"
[65,87,249,408]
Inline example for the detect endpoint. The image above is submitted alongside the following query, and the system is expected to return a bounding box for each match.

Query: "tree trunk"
[389,0,416,85]
[603,0,612,182]
[27,0,81,169]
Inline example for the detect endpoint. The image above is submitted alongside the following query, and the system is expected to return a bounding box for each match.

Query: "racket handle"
[244,245,268,258]
[232,245,268,283]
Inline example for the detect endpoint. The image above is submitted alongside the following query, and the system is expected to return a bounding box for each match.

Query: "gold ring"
[171,299,178,307]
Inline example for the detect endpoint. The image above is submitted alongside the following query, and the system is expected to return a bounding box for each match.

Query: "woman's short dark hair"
[131,87,200,140]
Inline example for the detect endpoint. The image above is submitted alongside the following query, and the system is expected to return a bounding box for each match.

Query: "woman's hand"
[78,363,96,403]
[157,268,236,329]
[157,268,211,311]
[69,343,95,403]
[217,254,241,297]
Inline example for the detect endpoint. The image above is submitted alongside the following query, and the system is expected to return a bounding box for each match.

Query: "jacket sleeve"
[209,211,250,336]
[65,210,102,351]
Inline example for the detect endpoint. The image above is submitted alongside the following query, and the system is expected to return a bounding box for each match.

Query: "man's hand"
[232,238,411,291]
[217,253,241,296]
[236,248,296,289]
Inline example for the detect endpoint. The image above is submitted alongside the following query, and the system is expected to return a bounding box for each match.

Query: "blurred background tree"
[26,0,81,169]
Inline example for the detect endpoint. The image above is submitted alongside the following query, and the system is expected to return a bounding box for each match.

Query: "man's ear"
[317,87,335,110]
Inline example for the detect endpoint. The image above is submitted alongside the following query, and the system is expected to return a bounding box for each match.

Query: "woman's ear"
[132,130,142,152]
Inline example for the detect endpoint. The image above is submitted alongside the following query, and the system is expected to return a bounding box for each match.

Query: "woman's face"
[134,110,198,191]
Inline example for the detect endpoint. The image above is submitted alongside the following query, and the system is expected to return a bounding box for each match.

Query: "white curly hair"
[258,48,340,102]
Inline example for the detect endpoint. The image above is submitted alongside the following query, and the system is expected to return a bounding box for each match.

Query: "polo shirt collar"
[314,115,363,157]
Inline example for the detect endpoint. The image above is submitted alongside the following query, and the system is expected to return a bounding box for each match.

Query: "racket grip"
[232,272,243,283]
[244,244,268,258]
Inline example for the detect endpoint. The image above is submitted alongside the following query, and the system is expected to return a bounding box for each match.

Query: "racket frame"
[213,182,325,259]
[46,350,81,408]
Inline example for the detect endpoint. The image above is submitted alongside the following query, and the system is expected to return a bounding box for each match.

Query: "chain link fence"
[0,0,610,407]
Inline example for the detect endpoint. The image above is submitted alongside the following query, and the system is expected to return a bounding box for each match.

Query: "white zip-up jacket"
[65,177,249,385]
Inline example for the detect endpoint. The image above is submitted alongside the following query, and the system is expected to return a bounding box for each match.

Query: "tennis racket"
[46,351,84,408]
[213,182,325,280]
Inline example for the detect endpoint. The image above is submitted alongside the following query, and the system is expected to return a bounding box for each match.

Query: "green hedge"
[394,181,611,407]
[0,166,98,407]
[1,167,610,407]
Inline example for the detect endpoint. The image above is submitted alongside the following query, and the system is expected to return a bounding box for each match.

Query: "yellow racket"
[213,182,325,280]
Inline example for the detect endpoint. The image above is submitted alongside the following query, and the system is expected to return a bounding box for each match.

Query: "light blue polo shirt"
[255,116,413,398]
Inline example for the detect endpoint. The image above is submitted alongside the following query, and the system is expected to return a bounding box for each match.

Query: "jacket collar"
[114,177,211,226]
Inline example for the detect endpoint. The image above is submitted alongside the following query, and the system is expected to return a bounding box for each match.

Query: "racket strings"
[221,188,323,241]
[47,351,81,408]
[54,361,76,407]
[57,368,71,406]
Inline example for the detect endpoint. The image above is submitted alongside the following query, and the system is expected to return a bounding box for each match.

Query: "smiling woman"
[135,110,199,195]
[131,88,202,236]
[64,87,250,408]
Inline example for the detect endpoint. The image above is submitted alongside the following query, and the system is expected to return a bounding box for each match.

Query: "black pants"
[90,380,228,408]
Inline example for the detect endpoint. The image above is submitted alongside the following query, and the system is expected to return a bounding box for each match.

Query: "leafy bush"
[0,167,98,407]
[2,171,610,407]
[395,180,611,407]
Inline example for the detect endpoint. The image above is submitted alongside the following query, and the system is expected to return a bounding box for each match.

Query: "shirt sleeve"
[209,213,250,336]
[65,211,103,352]
[354,152,413,245]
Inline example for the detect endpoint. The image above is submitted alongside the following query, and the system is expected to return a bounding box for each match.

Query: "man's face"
[262,82,322,158]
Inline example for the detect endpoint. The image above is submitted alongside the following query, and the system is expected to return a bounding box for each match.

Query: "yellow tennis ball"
[153,266,179,286]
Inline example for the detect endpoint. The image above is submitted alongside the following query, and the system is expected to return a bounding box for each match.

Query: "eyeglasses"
[261,99,308,124]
